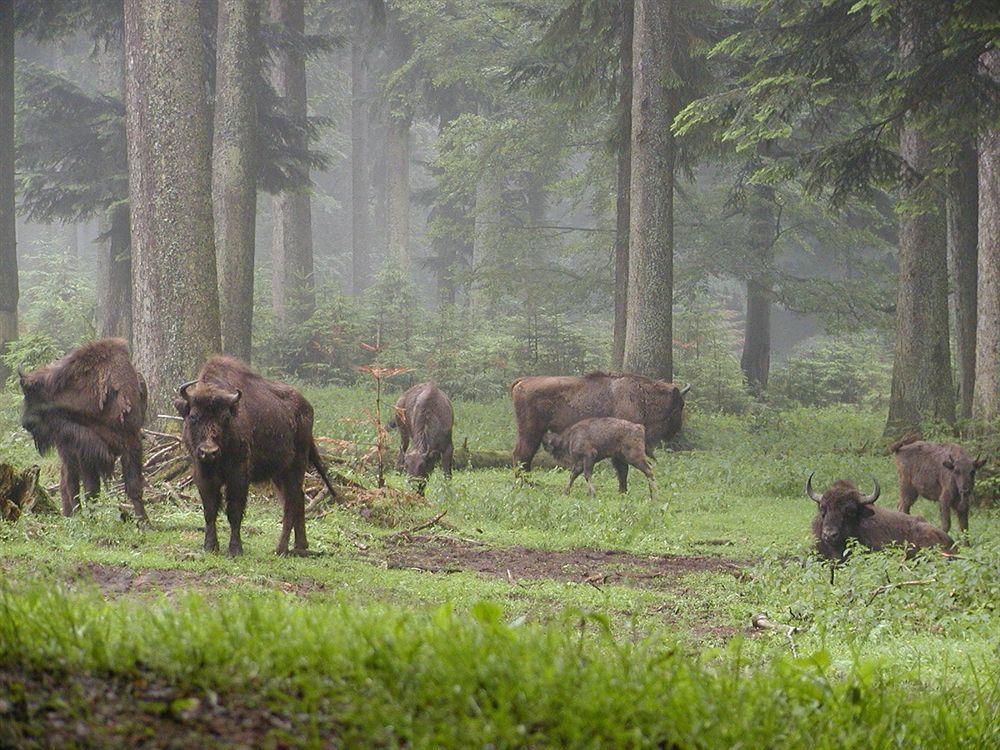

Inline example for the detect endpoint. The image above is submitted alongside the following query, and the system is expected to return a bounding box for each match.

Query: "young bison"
[891,435,987,535]
[542,418,656,498]
[389,382,454,493]
[806,473,954,561]
[175,356,339,556]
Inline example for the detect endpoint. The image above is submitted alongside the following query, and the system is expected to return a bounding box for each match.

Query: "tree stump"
[0,463,57,521]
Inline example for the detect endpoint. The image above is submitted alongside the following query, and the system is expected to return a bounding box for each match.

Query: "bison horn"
[225,389,242,407]
[805,472,823,504]
[16,360,26,380]
[178,380,198,399]
[862,477,880,505]
[680,383,691,396]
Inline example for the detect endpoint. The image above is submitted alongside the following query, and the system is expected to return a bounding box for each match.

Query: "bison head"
[541,430,565,460]
[175,380,241,464]
[806,473,879,559]
[404,449,439,481]
[942,453,987,501]
[18,368,57,454]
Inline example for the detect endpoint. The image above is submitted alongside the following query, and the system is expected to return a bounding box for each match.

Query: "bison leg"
[396,428,410,472]
[59,460,81,517]
[565,466,582,495]
[121,439,148,523]
[513,432,543,474]
[611,456,629,493]
[632,458,657,499]
[441,440,454,480]
[938,493,952,535]
[81,468,101,501]
[897,484,918,515]
[194,475,224,553]
[274,475,307,556]
[223,479,249,557]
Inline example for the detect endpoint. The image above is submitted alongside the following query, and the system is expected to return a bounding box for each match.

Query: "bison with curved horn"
[806,473,953,560]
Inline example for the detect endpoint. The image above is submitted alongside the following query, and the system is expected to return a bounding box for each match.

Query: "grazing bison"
[891,435,986,535]
[18,338,148,521]
[511,372,689,490]
[542,417,656,499]
[174,356,339,556]
[806,473,954,560]
[389,382,454,492]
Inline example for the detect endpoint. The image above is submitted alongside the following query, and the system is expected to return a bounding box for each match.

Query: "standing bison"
[390,382,454,492]
[511,372,688,490]
[891,435,986,535]
[18,338,148,521]
[174,356,339,556]
[806,473,954,560]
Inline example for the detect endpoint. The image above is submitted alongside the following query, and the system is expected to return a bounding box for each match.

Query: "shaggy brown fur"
[19,338,147,520]
[806,474,954,561]
[891,435,986,534]
[389,382,454,493]
[542,418,656,498]
[511,372,688,490]
[174,356,338,556]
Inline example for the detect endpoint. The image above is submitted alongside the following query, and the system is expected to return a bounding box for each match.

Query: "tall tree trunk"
[972,48,1000,428]
[96,205,133,343]
[269,0,314,324]
[384,8,411,272]
[947,139,978,421]
[0,0,16,379]
[351,0,372,295]
[213,0,259,361]
[741,187,775,396]
[885,2,955,435]
[123,0,221,414]
[432,91,474,306]
[622,0,677,382]
[612,0,634,370]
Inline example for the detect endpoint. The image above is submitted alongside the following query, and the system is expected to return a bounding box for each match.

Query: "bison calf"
[18,338,148,521]
[891,436,986,535]
[806,473,953,560]
[389,382,454,493]
[542,418,656,498]
[175,356,338,556]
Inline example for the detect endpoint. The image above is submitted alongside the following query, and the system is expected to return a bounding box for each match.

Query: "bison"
[542,417,656,498]
[891,435,986,535]
[18,338,148,521]
[174,356,339,556]
[389,382,454,492]
[511,372,689,490]
[806,473,954,560]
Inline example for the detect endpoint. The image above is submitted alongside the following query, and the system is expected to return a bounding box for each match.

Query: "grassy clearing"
[1,387,999,746]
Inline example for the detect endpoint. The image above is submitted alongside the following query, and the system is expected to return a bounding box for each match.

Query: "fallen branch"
[866,578,936,605]
[386,510,448,540]
[751,613,800,657]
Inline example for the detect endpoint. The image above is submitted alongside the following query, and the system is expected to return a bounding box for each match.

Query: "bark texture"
[269,0,314,324]
[612,0,634,370]
[351,0,372,295]
[741,187,775,396]
[0,0,16,378]
[213,0,259,361]
[972,49,1000,427]
[946,140,978,420]
[384,8,411,271]
[885,2,955,435]
[96,205,133,342]
[622,0,676,381]
[123,0,222,414]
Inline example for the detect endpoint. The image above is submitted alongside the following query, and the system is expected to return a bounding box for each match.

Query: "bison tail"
[310,441,343,503]
[889,433,921,453]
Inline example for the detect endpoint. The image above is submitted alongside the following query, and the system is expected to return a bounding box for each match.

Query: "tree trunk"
[96,205,133,342]
[622,0,677,382]
[432,92,474,306]
[885,2,955,435]
[741,187,775,396]
[0,0,16,380]
[384,8,411,272]
[947,139,978,421]
[612,0,634,370]
[269,0,314,324]
[351,0,372,295]
[972,48,1000,428]
[213,0,259,362]
[123,0,221,414]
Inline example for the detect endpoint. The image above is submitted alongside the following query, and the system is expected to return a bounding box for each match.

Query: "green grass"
[2,386,999,747]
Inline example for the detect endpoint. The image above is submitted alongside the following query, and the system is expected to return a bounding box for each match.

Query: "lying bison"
[512,372,688,490]
[806,473,953,560]
[389,382,454,492]
[542,418,656,498]
[175,356,339,556]
[891,435,986,535]
[18,338,148,521]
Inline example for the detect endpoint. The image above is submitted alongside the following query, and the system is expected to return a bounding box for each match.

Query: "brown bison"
[891,435,986,535]
[542,417,656,498]
[806,473,954,560]
[511,372,688,490]
[389,382,454,492]
[18,338,148,521]
[174,356,339,556]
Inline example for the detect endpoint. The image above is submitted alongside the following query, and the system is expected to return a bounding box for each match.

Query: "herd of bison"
[13,338,989,562]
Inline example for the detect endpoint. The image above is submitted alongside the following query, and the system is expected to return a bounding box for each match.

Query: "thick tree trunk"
[432,94,474,306]
[612,0,634,370]
[96,205,133,342]
[351,0,372,296]
[947,140,978,421]
[741,188,775,396]
[622,0,677,382]
[972,49,1000,428]
[0,0,16,380]
[269,0,314,324]
[213,0,259,361]
[123,0,221,414]
[885,2,955,435]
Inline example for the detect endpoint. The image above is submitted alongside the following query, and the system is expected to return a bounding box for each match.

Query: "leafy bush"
[17,242,95,349]
[1,331,64,390]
